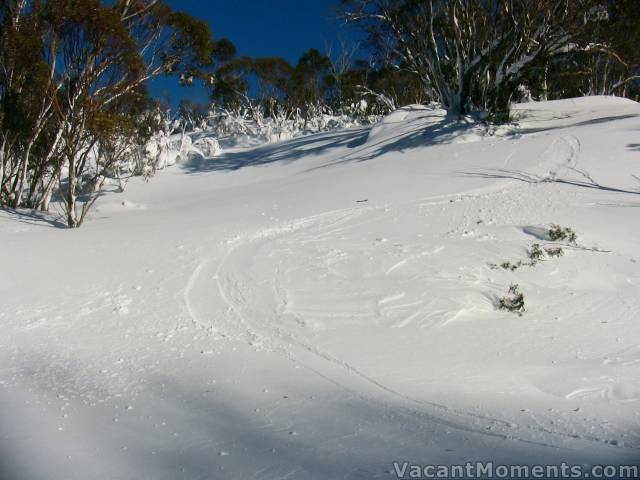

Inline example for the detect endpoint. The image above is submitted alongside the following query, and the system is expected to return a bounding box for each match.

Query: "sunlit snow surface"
[1,97,640,479]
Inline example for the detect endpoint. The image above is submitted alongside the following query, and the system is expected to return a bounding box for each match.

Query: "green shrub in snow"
[498,284,526,315]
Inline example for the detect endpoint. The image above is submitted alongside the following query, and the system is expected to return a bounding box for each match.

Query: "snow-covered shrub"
[498,284,526,315]
[193,137,222,157]
[490,235,572,274]
[130,111,198,177]
[65,100,379,207]
[549,225,577,244]
[528,243,546,263]
[492,261,522,272]
[545,247,565,258]
[200,102,379,150]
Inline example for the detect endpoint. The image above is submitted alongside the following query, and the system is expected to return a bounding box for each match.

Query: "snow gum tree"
[0,0,215,227]
[342,0,631,119]
[534,0,640,100]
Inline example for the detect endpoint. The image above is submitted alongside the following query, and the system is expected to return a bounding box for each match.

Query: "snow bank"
[512,95,637,111]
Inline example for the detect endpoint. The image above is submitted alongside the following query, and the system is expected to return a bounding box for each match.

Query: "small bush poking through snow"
[528,243,546,263]
[549,225,577,244]
[498,284,526,315]
[491,243,546,271]
[490,232,573,271]
[500,261,520,271]
[545,247,565,258]
[498,260,528,271]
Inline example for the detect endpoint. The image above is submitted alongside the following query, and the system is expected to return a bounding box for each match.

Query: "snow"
[1,96,640,479]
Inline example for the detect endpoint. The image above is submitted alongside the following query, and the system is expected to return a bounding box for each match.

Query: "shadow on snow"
[460,169,640,196]
[0,207,67,229]
[180,111,640,176]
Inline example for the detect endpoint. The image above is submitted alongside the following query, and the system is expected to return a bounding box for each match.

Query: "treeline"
[1,0,639,228]
[182,0,640,126]
[178,46,426,131]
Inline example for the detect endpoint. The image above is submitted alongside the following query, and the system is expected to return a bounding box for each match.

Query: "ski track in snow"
[184,205,506,434]
[183,134,638,452]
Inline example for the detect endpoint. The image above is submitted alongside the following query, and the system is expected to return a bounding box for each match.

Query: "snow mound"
[512,95,638,112]
[366,103,498,149]
[367,104,446,143]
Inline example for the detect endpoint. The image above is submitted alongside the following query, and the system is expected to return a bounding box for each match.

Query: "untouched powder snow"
[2,96,640,479]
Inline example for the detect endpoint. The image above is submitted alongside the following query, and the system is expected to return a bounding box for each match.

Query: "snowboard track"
[183,170,633,453]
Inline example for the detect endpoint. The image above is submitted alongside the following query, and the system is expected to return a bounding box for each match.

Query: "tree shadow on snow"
[307,115,485,172]
[178,110,637,175]
[3,354,640,480]
[513,113,639,136]
[460,169,640,196]
[180,112,498,175]
[180,128,369,174]
[0,207,67,229]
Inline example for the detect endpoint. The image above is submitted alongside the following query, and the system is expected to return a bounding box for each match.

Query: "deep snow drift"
[1,97,640,479]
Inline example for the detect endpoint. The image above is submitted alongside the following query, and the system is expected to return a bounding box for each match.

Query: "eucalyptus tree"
[342,0,610,119]
[0,0,215,226]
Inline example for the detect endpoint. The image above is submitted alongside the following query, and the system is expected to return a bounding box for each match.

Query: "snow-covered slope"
[1,96,640,479]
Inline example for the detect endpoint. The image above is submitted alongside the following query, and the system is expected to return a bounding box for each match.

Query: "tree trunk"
[14,139,37,207]
[491,86,512,123]
[40,175,55,212]
[0,138,6,201]
[66,156,78,228]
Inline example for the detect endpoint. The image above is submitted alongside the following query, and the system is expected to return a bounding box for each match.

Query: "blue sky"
[150,0,360,106]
